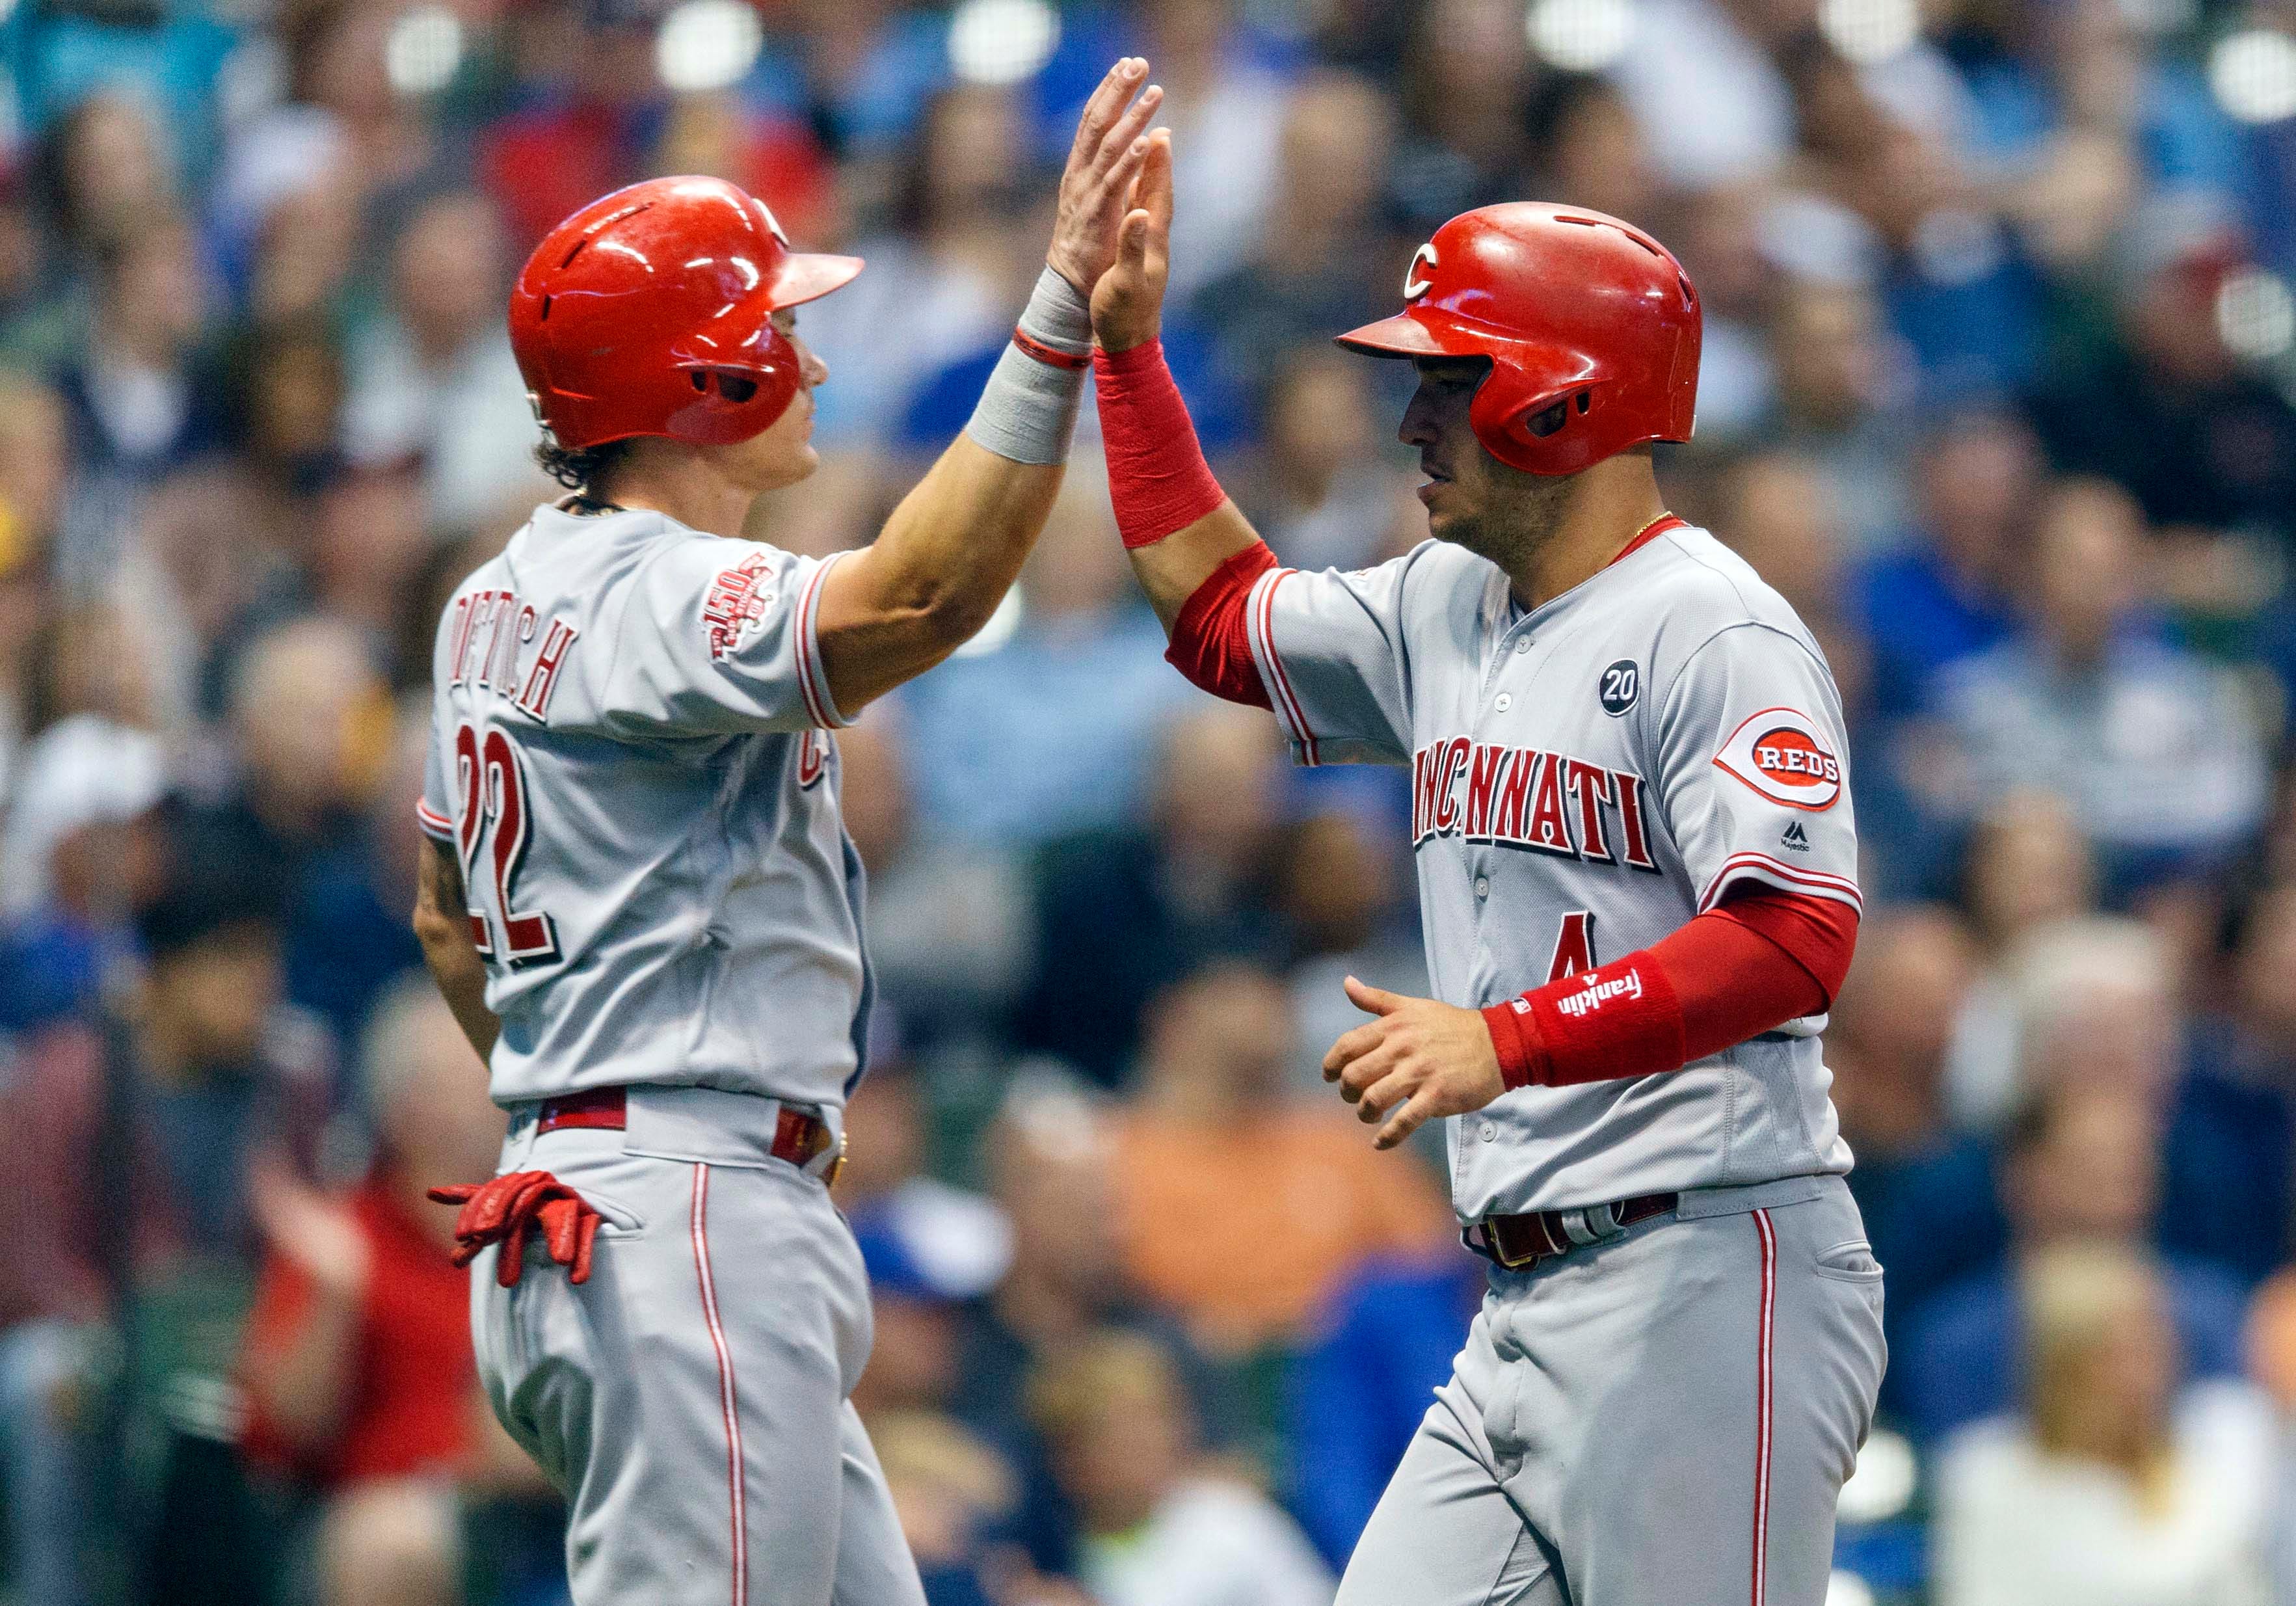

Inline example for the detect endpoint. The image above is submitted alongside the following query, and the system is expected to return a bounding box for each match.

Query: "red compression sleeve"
[1095,340,1227,548]
[1480,889,1858,1091]
[1166,542,1276,707]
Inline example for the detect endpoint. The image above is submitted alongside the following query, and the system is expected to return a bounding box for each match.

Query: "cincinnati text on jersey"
[1410,738,1659,870]
[446,587,580,721]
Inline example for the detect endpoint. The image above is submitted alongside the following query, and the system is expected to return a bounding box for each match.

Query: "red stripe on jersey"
[1255,570,1320,766]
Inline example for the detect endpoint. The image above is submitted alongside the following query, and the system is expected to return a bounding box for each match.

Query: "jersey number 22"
[453,721,561,969]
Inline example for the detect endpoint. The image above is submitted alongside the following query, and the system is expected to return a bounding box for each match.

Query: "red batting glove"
[427,1170,602,1287]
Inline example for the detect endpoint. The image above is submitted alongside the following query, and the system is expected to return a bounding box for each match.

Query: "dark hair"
[535,435,636,494]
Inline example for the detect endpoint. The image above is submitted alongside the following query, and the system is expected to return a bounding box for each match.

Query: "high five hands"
[1089,115,1173,355]
[1326,977,1507,1150]
[1047,59,1166,297]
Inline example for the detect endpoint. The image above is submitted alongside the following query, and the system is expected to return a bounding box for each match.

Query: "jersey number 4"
[453,722,561,968]
[1548,911,1597,980]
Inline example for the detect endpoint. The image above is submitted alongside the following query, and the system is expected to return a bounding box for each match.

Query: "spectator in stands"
[0,597,171,1034]
[836,711,1033,1051]
[2027,191,2296,541]
[2165,888,2296,1283]
[1831,907,2006,1391]
[1030,1331,1334,1606]
[341,191,551,529]
[2009,915,2286,1275]
[1108,963,1451,1357]
[1385,0,1536,231]
[1285,1250,1479,1569]
[31,90,177,265]
[1960,792,2100,961]
[1274,807,1427,1097]
[1895,1073,2248,1443]
[954,1083,1207,1430]
[896,460,1195,851]
[1938,793,2102,1128]
[1765,276,1913,556]
[0,812,332,1600]
[1136,0,1298,302]
[51,217,227,574]
[1715,452,1868,716]
[239,980,532,1606]
[1244,346,1417,575]
[1017,705,1288,1082]
[868,1408,1035,1606]
[302,463,434,655]
[207,616,416,1052]
[1528,75,1659,241]
[939,1080,1228,1575]
[0,377,57,796]
[1669,183,1776,442]
[1852,410,2041,722]
[1927,477,2269,886]
[801,84,1037,446]
[1933,1241,2275,1605]
[1191,70,1397,390]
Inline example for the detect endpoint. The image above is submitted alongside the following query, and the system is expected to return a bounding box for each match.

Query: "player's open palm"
[1326,976,1507,1150]
[1046,59,1163,296]
[1091,126,1173,353]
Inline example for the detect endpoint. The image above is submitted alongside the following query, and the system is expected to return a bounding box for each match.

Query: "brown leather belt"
[534,1088,846,1186]
[1465,1192,1679,1271]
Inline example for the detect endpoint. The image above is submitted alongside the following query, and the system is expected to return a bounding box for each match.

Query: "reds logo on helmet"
[1712,708,1843,811]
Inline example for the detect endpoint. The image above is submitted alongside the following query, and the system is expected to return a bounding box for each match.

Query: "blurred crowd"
[1,0,2294,1601]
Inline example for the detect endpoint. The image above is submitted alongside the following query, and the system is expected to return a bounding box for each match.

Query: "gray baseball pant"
[468,1086,926,1606]
[1336,1175,1886,1606]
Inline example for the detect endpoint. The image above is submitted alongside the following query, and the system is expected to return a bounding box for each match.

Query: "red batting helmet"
[507,176,863,451]
[1337,203,1700,476]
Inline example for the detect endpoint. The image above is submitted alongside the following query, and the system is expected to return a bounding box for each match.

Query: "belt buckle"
[1484,1216,1545,1271]
[820,1132,848,1190]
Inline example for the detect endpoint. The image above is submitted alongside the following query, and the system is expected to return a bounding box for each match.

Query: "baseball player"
[1086,137,1884,1604]
[407,60,1166,1605]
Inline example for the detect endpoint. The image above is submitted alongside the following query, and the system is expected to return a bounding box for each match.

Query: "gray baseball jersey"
[422,503,926,1606]
[1242,516,1860,1220]
[418,501,872,1111]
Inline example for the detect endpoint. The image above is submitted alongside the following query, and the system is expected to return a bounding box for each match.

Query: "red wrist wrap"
[1094,340,1226,548]
[1484,956,1686,1091]
[1476,890,1852,1091]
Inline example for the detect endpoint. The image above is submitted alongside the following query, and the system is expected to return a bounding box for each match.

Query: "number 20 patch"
[1713,707,1843,811]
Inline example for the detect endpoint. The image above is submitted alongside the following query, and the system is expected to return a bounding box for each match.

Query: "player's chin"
[754,440,820,492]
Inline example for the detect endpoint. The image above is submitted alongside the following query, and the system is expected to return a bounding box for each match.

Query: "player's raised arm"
[1088,131,1264,626]
[809,59,1167,714]
[1088,133,1416,767]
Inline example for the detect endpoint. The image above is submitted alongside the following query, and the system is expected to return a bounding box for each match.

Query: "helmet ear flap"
[663,319,802,443]
[1467,358,1562,475]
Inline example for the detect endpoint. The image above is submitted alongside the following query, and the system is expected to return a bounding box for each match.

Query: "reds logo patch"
[1713,708,1843,812]
[702,552,777,661]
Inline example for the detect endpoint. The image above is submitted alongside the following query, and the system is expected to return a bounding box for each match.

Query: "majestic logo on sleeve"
[702,552,778,661]
[1713,708,1843,812]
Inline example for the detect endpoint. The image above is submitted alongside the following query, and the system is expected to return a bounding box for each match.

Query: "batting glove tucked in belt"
[428,1170,603,1287]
